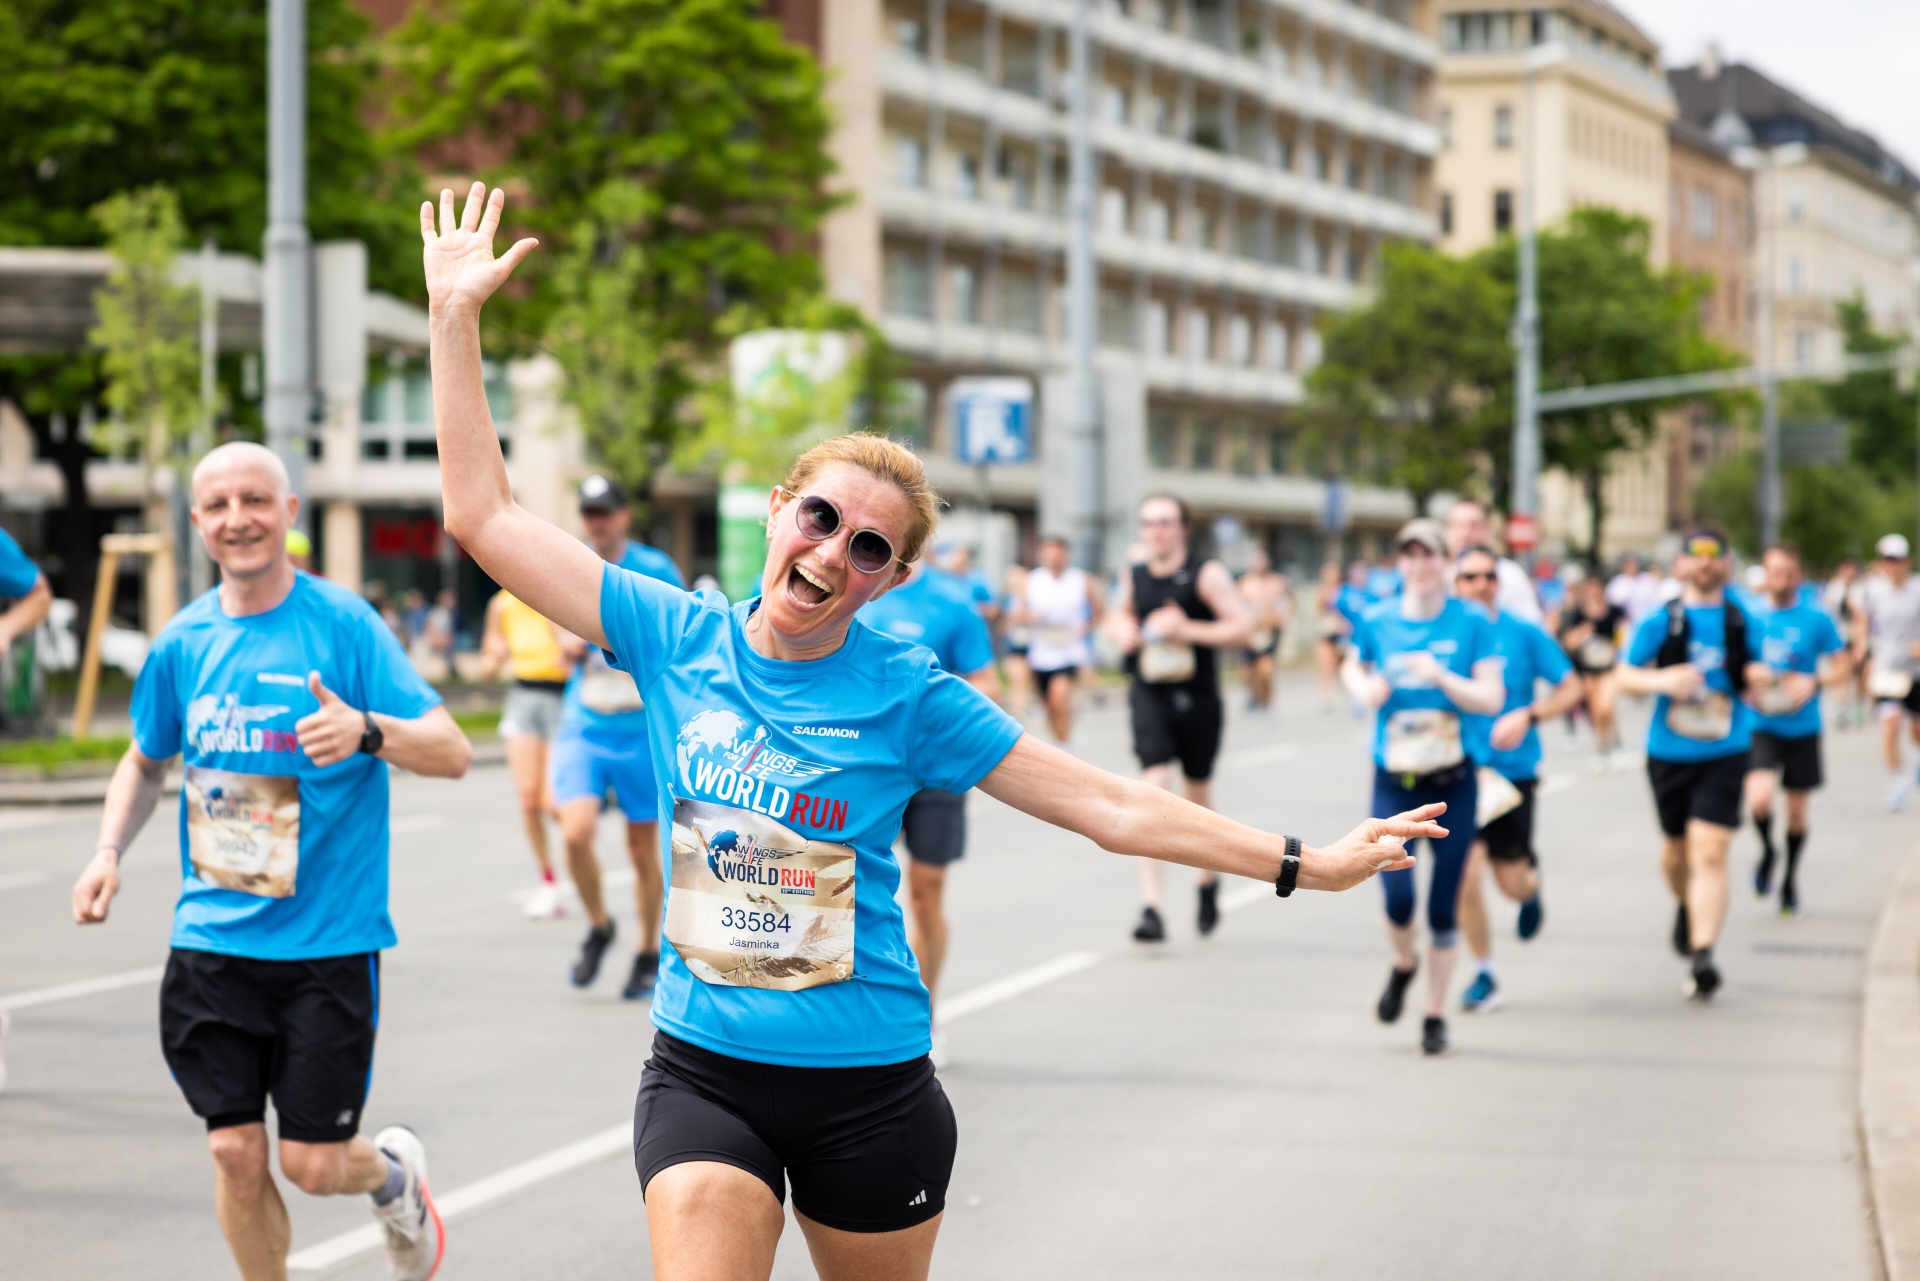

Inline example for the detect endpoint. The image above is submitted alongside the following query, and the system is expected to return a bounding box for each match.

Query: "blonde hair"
[784,435,942,564]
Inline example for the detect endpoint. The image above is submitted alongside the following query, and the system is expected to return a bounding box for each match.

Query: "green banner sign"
[719,483,770,601]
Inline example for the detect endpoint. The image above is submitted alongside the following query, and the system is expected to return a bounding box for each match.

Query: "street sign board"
[951,377,1034,465]
[1506,513,1539,553]
[1780,420,1848,467]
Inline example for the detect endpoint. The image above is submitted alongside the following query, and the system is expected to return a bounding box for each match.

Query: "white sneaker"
[1889,775,1910,813]
[370,1125,443,1281]
[521,881,565,920]
[928,1022,951,1070]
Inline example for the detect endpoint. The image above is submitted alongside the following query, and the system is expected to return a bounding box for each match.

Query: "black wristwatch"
[357,710,384,756]
[1275,835,1301,898]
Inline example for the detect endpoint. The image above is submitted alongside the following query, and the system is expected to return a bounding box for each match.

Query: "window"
[1232,211,1266,260]
[996,144,1035,209]
[1194,208,1218,250]
[1786,181,1806,223]
[1227,315,1252,366]
[1344,246,1363,281]
[1099,289,1134,346]
[1440,106,1453,150]
[1263,320,1290,370]
[1300,327,1323,370]
[1146,199,1171,242]
[896,137,926,188]
[1147,411,1178,467]
[1186,308,1212,361]
[948,264,978,325]
[954,152,981,200]
[1101,187,1130,233]
[1786,254,1804,296]
[1690,187,1717,240]
[1224,422,1254,475]
[1493,104,1514,149]
[1148,95,1173,136]
[1310,147,1329,182]
[1102,84,1130,125]
[894,16,927,59]
[1493,189,1513,235]
[1344,157,1364,190]
[1267,427,1293,474]
[1001,27,1043,97]
[999,270,1043,334]
[884,249,933,318]
[1145,300,1171,353]
[1187,419,1216,470]
[1793,328,1813,369]
[1440,191,1454,236]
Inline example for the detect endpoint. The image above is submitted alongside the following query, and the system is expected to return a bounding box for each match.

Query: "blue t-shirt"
[1335,584,1373,629]
[1366,566,1403,601]
[1748,600,1845,739]
[558,540,685,745]
[131,574,442,960]
[599,564,1025,1068]
[0,528,40,598]
[1625,600,1762,762]
[1468,612,1573,781]
[856,569,996,676]
[1353,597,1499,771]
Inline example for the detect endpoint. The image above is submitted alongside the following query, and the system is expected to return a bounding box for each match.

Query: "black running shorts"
[159,948,379,1143]
[1479,777,1537,865]
[1876,683,1920,718]
[1030,666,1078,699]
[901,787,967,867]
[633,1031,956,1233]
[1128,680,1223,780]
[1749,731,1823,792]
[1646,752,1747,836]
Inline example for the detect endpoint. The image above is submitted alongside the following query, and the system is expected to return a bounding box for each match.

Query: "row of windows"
[1669,180,1746,248]
[1146,413,1392,483]
[1568,109,1660,181]
[1441,9,1657,77]
[1438,189,1517,237]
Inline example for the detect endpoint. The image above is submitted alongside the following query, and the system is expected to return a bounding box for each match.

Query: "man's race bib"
[1666,691,1734,741]
[185,767,300,897]
[1476,767,1524,827]
[1870,666,1914,701]
[1750,682,1805,717]
[577,650,644,715]
[1139,641,1197,683]
[1384,709,1465,774]
[1577,636,1616,669]
[666,796,855,991]
[1034,625,1075,650]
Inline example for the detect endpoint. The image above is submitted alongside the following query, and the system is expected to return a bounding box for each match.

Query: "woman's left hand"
[1304,804,1447,891]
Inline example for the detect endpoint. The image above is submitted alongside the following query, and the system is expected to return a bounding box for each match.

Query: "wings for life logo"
[187,693,299,756]
[676,709,850,831]
[704,828,819,896]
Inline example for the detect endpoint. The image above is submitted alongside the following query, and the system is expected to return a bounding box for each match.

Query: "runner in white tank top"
[1020,537,1103,745]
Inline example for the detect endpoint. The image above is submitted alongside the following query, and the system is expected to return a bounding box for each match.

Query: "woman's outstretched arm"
[977,735,1437,891]
[424,182,608,646]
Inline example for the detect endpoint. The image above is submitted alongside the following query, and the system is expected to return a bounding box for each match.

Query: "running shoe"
[620,951,659,1001]
[521,881,565,920]
[1687,950,1722,1001]
[1671,903,1691,958]
[1888,774,1910,813]
[1196,883,1220,936]
[1517,894,1544,941]
[1377,964,1418,1024]
[1421,1016,1448,1056]
[1752,852,1775,899]
[370,1125,444,1281]
[1131,906,1166,943]
[1779,881,1799,917]
[570,922,616,988]
[1460,971,1501,1013]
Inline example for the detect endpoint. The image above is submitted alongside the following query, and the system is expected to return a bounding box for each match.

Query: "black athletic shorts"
[1877,683,1920,717]
[1479,777,1537,865]
[901,787,966,867]
[1646,752,1746,836]
[1750,731,1823,792]
[633,1031,956,1233]
[1128,680,1223,780]
[159,948,379,1143]
[1031,666,1078,699]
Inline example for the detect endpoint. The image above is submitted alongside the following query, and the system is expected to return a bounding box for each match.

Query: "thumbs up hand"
[296,671,366,768]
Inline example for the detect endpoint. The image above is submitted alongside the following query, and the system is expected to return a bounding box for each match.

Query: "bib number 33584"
[667,796,855,991]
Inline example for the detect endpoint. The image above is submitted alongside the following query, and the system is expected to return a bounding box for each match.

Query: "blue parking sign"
[951,378,1034,465]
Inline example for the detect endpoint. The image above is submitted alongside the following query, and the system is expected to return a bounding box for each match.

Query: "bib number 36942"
[185,766,300,897]
[667,796,855,991]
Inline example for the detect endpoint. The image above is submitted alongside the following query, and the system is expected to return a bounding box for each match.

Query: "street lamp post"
[263,0,311,523]
[1511,50,1544,563]
[1064,0,1103,572]
[1756,151,1781,548]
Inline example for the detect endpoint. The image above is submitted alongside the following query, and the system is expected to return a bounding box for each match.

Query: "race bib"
[1577,636,1616,669]
[1750,682,1805,717]
[577,656,644,715]
[1034,625,1075,649]
[1666,691,1734,742]
[1383,709,1465,775]
[1476,767,1524,827]
[1139,641,1196,683]
[666,796,855,991]
[184,767,300,898]
[1870,666,1914,701]
[1316,614,1346,639]
[1251,628,1277,651]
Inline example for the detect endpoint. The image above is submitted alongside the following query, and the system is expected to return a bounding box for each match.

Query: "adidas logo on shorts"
[907,1189,927,1207]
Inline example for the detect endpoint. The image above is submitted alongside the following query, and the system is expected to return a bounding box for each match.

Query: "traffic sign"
[951,377,1034,465]
[1506,513,1539,553]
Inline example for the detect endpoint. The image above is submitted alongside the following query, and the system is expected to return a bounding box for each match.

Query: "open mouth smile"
[785,561,836,608]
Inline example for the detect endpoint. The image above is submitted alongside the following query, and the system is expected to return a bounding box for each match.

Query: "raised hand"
[1305,804,1445,891]
[421,182,539,319]
[296,671,368,768]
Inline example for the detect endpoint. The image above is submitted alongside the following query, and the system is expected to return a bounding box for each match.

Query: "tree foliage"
[1824,296,1917,483]
[1693,449,1912,572]
[88,186,201,483]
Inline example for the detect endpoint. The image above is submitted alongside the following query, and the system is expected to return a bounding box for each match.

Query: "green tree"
[385,0,843,493]
[1693,449,1911,571]
[1824,296,1917,483]
[1304,242,1511,513]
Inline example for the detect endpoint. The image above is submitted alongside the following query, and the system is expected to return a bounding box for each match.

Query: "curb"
[1863,843,1920,1281]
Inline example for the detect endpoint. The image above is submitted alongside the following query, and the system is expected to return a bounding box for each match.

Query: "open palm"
[421,182,539,317]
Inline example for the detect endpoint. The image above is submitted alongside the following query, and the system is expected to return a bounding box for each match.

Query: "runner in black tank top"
[1108,495,1254,943]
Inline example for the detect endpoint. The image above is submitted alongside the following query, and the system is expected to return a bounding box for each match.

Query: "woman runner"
[1557,573,1629,767]
[423,184,1443,1281]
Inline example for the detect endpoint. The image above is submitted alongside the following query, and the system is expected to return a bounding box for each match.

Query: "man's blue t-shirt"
[1625,600,1762,762]
[1353,597,1499,771]
[131,573,442,960]
[558,540,685,745]
[1366,566,1402,602]
[1748,600,1845,739]
[1335,584,1373,629]
[598,564,1024,1068]
[0,528,40,598]
[1468,611,1573,781]
[857,569,995,676]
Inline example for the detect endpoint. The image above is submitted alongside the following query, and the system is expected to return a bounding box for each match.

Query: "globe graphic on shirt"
[677,709,750,792]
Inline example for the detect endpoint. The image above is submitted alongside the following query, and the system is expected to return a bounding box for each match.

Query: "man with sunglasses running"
[1616,527,1766,1000]
[1108,495,1253,942]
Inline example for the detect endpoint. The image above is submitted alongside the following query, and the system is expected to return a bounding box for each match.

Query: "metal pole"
[1758,152,1780,548]
[1512,57,1540,561]
[190,237,217,598]
[264,0,311,527]
[1065,0,1103,572]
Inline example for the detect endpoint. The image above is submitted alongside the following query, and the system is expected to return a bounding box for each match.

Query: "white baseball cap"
[1877,534,1910,559]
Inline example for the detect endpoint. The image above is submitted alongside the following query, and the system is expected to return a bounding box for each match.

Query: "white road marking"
[0,964,165,1013]
[1220,879,1270,912]
[939,949,1102,1023]
[286,1125,632,1273]
[0,870,49,893]
[0,808,76,832]
[390,813,446,834]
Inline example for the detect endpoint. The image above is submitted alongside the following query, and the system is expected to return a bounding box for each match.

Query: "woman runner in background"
[1557,572,1629,767]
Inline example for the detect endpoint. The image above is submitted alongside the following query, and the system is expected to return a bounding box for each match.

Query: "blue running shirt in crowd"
[1366,566,1403,601]
[1625,600,1762,762]
[130,573,442,960]
[1352,598,1499,771]
[1468,612,1573,781]
[857,568,995,676]
[598,564,1024,1067]
[1335,584,1373,629]
[1748,600,1845,739]
[0,528,39,598]
[559,540,685,743]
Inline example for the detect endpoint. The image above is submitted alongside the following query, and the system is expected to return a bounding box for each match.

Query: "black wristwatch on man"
[1275,835,1301,898]
[358,710,384,756]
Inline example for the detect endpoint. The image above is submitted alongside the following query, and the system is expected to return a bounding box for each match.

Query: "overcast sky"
[1622,0,1920,168]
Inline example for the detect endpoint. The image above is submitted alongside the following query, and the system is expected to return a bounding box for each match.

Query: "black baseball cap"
[578,474,628,513]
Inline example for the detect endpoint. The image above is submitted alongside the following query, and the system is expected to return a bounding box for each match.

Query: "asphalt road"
[1,674,1908,1280]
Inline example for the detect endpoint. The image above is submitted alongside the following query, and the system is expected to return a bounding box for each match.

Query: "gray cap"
[1394,518,1447,556]
[577,473,628,513]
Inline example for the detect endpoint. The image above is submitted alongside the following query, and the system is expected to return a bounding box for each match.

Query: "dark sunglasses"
[782,489,902,575]
[1454,570,1496,583]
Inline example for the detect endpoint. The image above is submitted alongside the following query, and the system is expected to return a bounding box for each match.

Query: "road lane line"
[390,813,446,834]
[939,950,1102,1023]
[0,964,165,1012]
[0,808,75,832]
[0,870,48,893]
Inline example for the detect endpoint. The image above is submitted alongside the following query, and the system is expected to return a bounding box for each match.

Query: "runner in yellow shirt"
[481,589,573,918]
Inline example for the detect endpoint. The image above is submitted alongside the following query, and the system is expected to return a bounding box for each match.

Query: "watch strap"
[1276,835,1302,898]
[358,710,383,756]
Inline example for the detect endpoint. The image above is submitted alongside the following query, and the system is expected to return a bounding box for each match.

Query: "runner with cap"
[551,474,688,998]
[1452,545,1583,1013]
[1856,534,1920,811]
[1237,549,1292,716]
[1342,518,1504,1054]
[1744,544,1850,915]
[1108,494,1255,943]
[479,585,572,918]
[1615,526,1766,1000]
[1018,535,1102,746]
[70,441,471,1281]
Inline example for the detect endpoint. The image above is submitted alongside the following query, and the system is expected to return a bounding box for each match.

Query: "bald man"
[72,442,472,1281]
